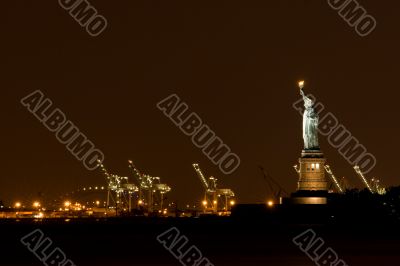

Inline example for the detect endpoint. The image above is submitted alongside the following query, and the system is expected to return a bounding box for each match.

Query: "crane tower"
[97,160,138,215]
[128,160,171,213]
[192,163,235,214]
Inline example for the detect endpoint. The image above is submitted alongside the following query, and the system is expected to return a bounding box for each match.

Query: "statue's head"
[304,97,313,108]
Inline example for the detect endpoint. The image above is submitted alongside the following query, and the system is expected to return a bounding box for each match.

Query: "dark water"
[1,216,399,266]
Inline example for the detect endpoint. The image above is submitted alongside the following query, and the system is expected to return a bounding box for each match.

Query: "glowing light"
[202,200,208,206]
[96,201,100,206]
[298,80,305,89]
[33,202,41,208]
[138,200,144,205]
[230,200,235,206]
[14,202,21,208]
[213,200,217,205]
[64,201,71,207]
[35,212,44,218]
[267,200,274,207]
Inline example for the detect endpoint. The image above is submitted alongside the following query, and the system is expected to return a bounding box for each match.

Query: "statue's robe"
[303,107,319,150]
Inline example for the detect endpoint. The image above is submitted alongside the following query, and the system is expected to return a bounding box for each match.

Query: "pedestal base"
[297,149,328,191]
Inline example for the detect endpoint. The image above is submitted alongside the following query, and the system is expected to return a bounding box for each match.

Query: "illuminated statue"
[298,81,319,150]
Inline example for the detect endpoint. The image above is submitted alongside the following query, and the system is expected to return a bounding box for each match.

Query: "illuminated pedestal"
[292,150,328,204]
[298,150,327,191]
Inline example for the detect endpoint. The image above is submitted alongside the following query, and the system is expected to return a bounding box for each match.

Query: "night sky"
[1,0,399,205]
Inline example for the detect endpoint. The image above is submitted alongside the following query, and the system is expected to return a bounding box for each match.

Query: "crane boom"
[97,160,118,189]
[97,159,110,179]
[324,165,344,193]
[192,164,209,190]
[354,165,373,193]
[258,166,288,201]
[128,160,144,185]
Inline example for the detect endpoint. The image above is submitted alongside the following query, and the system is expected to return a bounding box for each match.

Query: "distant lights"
[35,212,44,219]
[267,200,274,207]
[230,200,235,206]
[14,202,22,208]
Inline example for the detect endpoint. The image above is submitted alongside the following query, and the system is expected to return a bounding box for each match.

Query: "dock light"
[267,200,274,207]
[14,202,21,208]
[202,200,208,206]
[298,80,305,89]
[230,200,235,206]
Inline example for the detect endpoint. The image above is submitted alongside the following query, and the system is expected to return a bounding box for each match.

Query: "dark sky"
[1,0,399,205]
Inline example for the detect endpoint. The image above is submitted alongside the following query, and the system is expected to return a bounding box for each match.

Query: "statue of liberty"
[298,81,319,150]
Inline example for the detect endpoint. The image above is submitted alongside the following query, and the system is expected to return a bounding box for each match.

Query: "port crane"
[128,160,171,213]
[97,160,138,215]
[259,166,288,204]
[192,163,235,213]
[324,165,344,193]
[353,165,386,195]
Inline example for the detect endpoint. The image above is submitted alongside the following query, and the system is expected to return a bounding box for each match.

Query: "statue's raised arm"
[300,88,305,97]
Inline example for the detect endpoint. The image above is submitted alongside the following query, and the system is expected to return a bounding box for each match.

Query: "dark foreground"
[1,204,400,266]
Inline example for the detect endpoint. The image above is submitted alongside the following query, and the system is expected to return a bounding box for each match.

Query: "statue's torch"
[298,80,305,90]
